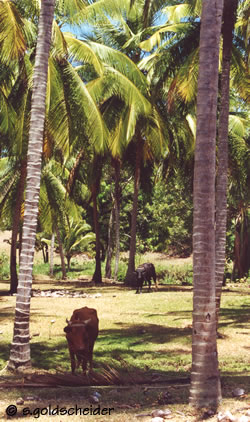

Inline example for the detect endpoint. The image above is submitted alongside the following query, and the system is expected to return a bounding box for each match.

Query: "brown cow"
[64,307,99,374]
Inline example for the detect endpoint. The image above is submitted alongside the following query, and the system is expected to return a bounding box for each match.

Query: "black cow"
[134,263,158,294]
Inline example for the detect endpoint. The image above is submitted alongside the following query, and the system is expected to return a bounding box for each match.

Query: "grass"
[0,252,249,421]
[0,264,250,421]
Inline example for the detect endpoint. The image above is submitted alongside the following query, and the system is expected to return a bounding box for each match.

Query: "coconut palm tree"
[138,0,248,325]
[63,26,162,282]
[0,0,37,293]
[73,0,169,282]
[189,0,223,408]
[8,0,56,370]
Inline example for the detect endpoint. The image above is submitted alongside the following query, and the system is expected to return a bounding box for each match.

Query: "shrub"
[0,252,10,280]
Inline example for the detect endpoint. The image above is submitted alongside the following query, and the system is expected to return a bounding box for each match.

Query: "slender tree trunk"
[10,160,27,294]
[8,0,55,370]
[189,0,223,409]
[215,0,238,329]
[45,244,49,263]
[105,203,115,278]
[49,232,55,277]
[19,225,22,263]
[55,224,67,279]
[113,158,121,281]
[66,255,71,271]
[125,137,143,285]
[92,183,102,284]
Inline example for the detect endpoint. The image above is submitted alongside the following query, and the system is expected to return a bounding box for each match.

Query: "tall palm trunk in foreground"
[8,0,55,370]
[189,0,223,408]
[215,0,238,329]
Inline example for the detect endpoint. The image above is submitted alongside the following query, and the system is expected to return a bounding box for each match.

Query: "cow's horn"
[83,318,91,325]
[66,318,70,324]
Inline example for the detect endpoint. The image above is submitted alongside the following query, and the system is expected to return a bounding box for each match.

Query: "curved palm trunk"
[55,224,67,279]
[10,160,27,294]
[113,158,121,281]
[66,149,85,195]
[215,0,238,329]
[8,0,55,370]
[189,0,223,408]
[125,137,143,285]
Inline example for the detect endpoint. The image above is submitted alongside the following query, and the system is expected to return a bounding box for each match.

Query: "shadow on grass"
[219,304,250,329]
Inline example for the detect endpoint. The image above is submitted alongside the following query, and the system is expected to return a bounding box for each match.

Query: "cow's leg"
[152,266,158,290]
[81,357,88,374]
[88,342,95,371]
[146,278,151,292]
[69,350,76,374]
[136,280,142,293]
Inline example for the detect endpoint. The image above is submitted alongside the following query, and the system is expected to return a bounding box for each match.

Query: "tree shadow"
[219,304,250,328]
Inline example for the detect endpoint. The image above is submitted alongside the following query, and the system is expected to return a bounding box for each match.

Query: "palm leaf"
[87,65,151,118]
[64,33,104,76]
[139,22,191,52]
[0,0,26,64]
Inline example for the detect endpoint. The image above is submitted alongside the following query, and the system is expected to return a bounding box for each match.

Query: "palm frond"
[229,114,249,139]
[61,60,108,152]
[87,65,151,118]
[139,22,191,52]
[51,21,69,59]
[55,0,87,25]
[0,0,26,64]
[64,33,104,76]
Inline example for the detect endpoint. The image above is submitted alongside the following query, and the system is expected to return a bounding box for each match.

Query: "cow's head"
[64,318,91,356]
[135,268,146,280]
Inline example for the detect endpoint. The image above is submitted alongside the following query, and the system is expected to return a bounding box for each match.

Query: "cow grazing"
[64,307,99,374]
[134,263,158,294]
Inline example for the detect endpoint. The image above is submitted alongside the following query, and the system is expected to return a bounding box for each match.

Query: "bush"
[157,264,193,285]
[0,252,10,280]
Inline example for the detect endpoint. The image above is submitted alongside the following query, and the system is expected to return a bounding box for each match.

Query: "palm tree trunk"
[189,0,223,409]
[49,232,55,277]
[92,183,102,284]
[10,160,27,294]
[105,203,115,278]
[113,158,121,281]
[215,0,238,329]
[55,224,67,279]
[8,0,55,370]
[125,136,143,285]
